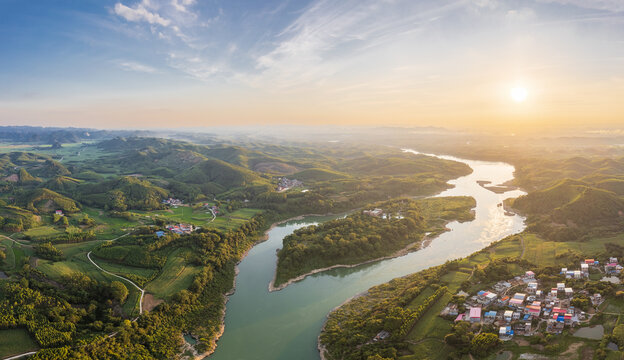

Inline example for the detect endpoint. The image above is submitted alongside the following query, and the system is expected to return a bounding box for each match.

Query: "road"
[87,250,145,315]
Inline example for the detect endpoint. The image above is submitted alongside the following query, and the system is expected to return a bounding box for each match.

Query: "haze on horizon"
[1,0,623,132]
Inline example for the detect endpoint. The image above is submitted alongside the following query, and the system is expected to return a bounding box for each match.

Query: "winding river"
[208,150,527,360]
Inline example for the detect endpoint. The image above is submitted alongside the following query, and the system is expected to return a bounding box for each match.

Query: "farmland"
[0,328,39,359]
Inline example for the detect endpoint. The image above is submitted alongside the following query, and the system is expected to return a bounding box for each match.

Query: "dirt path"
[2,351,38,360]
[87,251,145,315]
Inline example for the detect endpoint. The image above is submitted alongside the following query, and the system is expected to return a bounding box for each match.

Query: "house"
[560,267,568,274]
[525,271,535,279]
[493,281,512,292]
[573,270,582,279]
[509,298,524,307]
[512,312,522,320]
[564,288,573,297]
[535,290,543,299]
[482,292,497,305]
[155,231,165,238]
[557,283,565,291]
[605,263,622,275]
[499,296,510,305]
[469,307,482,322]
[547,320,565,334]
[363,208,384,217]
[454,314,465,323]
[484,311,497,322]
[527,282,538,294]
[610,257,618,264]
[526,301,542,316]
[499,326,513,339]
[581,263,589,273]
[374,330,390,341]
[55,210,64,216]
[504,310,514,322]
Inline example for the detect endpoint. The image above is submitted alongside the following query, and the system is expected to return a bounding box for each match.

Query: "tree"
[470,333,500,357]
[613,324,624,347]
[109,281,129,304]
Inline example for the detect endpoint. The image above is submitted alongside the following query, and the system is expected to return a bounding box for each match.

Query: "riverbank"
[206,151,526,360]
[195,212,344,359]
[269,203,477,292]
[268,227,448,292]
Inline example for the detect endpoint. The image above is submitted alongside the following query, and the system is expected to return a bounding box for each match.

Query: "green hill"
[510,179,589,215]
[77,176,168,211]
[552,187,624,227]
[180,159,266,188]
[21,188,80,214]
[292,168,350,182]
[44,176,82,193]
[341,153,471,177]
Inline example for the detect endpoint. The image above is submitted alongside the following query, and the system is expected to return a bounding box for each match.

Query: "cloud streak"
[114,0,171,26]
[117,61,157,73]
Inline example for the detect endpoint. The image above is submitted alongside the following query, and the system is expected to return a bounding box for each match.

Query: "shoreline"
[268,219,461,293]
[196,212,342,359]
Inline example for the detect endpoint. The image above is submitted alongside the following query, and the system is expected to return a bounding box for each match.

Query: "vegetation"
[0,132,480,359]
[274,196,475,286]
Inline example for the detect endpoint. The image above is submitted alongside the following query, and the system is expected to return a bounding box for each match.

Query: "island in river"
[272,196,476,290]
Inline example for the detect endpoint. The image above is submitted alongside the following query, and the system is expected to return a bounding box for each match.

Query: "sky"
[0,0,623,131]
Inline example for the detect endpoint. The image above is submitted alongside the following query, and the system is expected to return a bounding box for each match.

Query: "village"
[276,177,303,192]
[440,257,623,341]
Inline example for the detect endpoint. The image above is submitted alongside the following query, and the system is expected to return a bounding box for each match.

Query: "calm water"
[208,151,526,360]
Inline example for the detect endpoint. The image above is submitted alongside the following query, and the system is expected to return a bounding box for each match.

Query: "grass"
[23,225,62,240]
[95,257,157,284]
[36,243,144,318]
[520,233,620,266]
[0,328,39,358]
[145,248,199,300]
[0,239,16,270]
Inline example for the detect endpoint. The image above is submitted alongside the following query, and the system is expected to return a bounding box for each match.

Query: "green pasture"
[145,248,199,300]
[23,226,63,240]
[0,328,39,359]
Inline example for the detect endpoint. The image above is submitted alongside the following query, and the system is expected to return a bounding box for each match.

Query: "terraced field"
[145,248,200,300]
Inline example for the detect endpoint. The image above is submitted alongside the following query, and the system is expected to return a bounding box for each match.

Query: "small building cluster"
[443,262,611,341]
[162,198,184,207]
[166,223,194,235]
[363,208,384,217]
[277,177,303,192]
[55,210,64,216]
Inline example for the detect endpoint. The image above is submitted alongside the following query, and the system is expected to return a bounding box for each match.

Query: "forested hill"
[507,157,624,241]
[273,196,476,287]
[0,126,149,144]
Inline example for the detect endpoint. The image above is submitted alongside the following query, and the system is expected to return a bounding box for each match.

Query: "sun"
[510,87,528,103]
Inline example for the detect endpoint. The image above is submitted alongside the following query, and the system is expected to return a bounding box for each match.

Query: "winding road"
[86,251,145,315]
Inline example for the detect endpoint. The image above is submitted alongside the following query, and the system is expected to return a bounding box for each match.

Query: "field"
[23,226,62,240]
[0,328,39,358]
[147,206,262,233]
[0,237,34,273]
[521,233,624,266]
[145,248,200,300]
[36,241,144,317]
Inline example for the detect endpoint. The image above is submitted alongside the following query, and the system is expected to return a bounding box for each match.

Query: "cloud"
[536,0,624,12]
[117,61,157,73]
[172,0,196,13]
[114,0,171,26]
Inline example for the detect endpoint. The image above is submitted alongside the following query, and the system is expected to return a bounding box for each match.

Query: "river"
[208,150,527,360]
